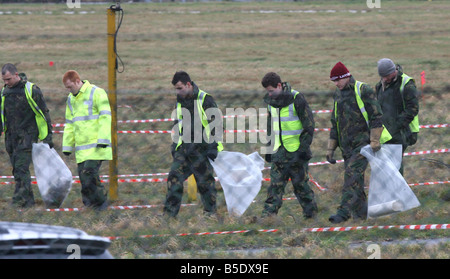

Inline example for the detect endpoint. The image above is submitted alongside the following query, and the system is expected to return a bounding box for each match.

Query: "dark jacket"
[375,65,419,146]
[0,75,52,153]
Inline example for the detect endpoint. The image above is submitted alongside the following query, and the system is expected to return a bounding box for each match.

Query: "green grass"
[0,1,449,259]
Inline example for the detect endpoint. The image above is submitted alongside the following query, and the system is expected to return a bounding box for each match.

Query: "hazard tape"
[23,180,449,213]
[40,203,197,213]
[404,149,449,156]
[106,228,279,240]
[104,224,449,240]
[52,117,448,130]
[301,224,450,232]
[0,148,448,184]
[51,124,449,134]
[2,144,447,181]
[51,110,335,128]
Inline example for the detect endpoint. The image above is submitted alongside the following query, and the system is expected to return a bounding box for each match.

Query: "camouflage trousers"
[77,160,107,208]
[336,152,369,219]
[7,148,35,208]
[163,149,217,217]
[262,160,317,217]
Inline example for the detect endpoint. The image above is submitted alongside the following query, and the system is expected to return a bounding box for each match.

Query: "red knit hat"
[330,62,351,81]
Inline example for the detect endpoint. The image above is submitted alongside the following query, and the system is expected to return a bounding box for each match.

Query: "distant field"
[0,1,448,259]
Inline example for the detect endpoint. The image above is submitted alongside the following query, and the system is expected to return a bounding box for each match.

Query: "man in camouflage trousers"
[326,62,385,223]
[163,71,222,218]
[261,72,317,218]
[1,64,54,208]
[375,58,419,175]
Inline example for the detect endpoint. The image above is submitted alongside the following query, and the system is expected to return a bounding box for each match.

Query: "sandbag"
[360,144,420,218]
[209,151,264,216]
[32,143,73,208]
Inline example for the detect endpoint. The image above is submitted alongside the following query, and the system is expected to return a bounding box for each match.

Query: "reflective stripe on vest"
[334,81,392,145]
[1,82,48,140]
[175,90,223,152]
[270,90,304,152]
[400,73,420,133]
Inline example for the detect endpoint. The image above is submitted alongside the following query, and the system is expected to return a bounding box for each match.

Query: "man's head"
[261,72,283,98]
[377,58,397,84]
[172,71,194,98]
[330,62,351,90]
[1,63,21,88]
[62,70,83,94]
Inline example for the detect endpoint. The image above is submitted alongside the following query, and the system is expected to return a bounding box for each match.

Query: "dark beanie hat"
[330,62,351,81]
[377,58,396,77]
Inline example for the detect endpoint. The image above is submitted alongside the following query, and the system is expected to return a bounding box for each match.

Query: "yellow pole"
[107,7,119,200]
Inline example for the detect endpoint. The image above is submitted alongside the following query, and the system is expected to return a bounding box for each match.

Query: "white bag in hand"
[360,144,420,218]
[32,143,73,208]
[209,151,264,216]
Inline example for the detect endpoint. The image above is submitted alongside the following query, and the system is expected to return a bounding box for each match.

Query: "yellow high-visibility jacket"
[62,80,112,163]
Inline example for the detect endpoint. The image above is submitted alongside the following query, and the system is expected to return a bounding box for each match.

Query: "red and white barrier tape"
[41,203,196,213]
[105,224,449,240]
[0,148,450,184]
[301,224,450,232]
[51,124,449,134]
[22,180,449,213]
[107,228,279,240]
[52,110,336,128]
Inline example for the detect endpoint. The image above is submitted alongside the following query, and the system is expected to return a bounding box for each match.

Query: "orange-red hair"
[62,70,81,83]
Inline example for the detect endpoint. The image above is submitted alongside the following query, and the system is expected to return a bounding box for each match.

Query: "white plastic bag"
[360,144,420,218]
[209,151,265,216]
[32,143,73,208]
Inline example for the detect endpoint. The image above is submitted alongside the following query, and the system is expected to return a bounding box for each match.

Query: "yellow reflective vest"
[334,81,392,144]
[175,90,223,152]
[1,81,48,140]
[269,90,304,152]
[400,73,420,133]
[62,80,112,163]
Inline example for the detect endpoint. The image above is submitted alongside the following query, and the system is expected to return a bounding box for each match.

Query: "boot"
[326,139,338,164]
[329,214,348,224]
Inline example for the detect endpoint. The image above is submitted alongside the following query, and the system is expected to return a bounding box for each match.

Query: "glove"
[326,139,338,164]
[170,143,177,158]
[206,143,218,161]
[207,148,218,161]
[63,152,71,156]
[45,141,54,149]
[370,127,383,152]
[265,154,272,163]
[298,151,312,161]
[43,135,54,149]
[96,144,109,148]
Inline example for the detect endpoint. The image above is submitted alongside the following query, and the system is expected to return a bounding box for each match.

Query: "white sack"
[209,151,264,216]
[360,144,420,218]
[32,143,73,208]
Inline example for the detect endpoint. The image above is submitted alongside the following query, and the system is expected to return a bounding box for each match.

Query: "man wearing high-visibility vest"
[62,70,112,210]
[1,63,54,208]
[163,71,222,218]
[327,62,391,224]
[261,72,318,219]
[375,58,419,175]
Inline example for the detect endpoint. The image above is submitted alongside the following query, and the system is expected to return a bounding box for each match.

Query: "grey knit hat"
[377,58,396,77]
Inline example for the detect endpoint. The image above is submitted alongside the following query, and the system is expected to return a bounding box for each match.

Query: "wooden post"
[107,7,119,200]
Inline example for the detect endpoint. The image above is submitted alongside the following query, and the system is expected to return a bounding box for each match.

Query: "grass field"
[0,1,449,259]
